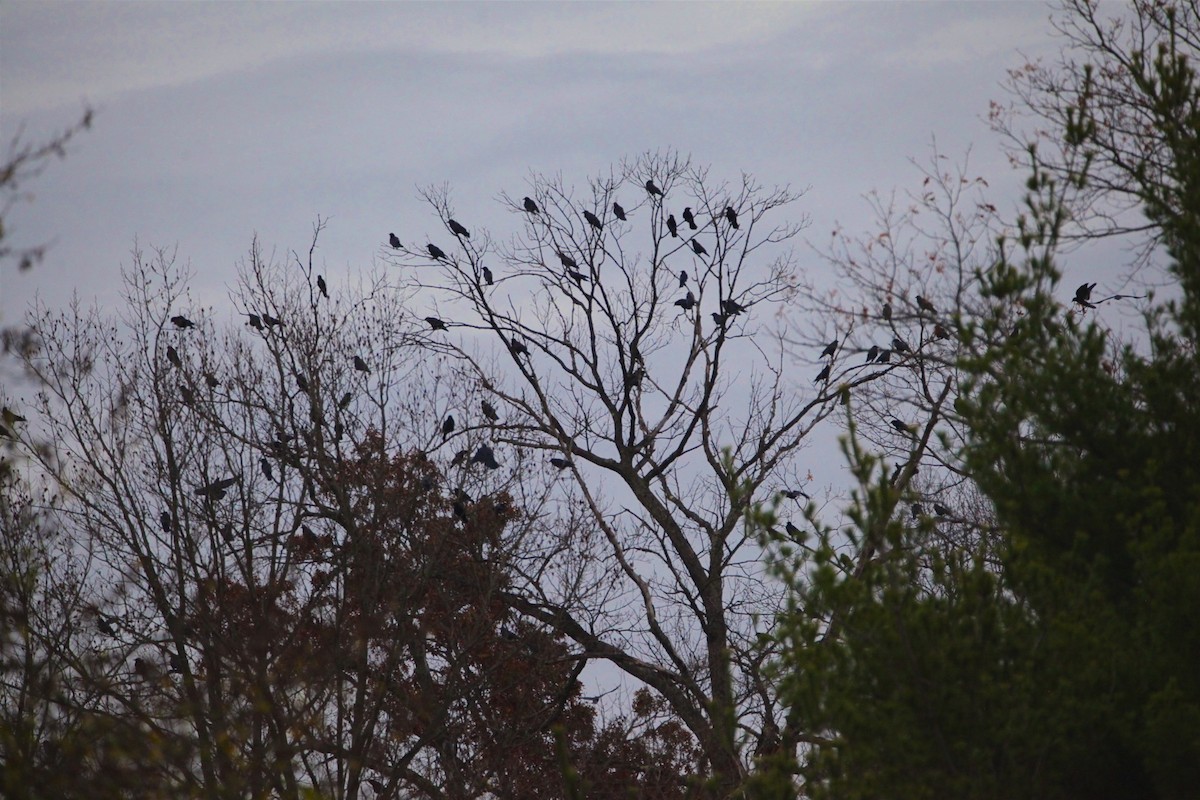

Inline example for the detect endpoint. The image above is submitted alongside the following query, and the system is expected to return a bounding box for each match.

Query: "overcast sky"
[1,1,1063,324]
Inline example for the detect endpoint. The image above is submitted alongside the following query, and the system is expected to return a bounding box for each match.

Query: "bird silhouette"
[934,323,950,340]
[678,270,688,288]
[583,210,603,230]
[247,313,263,330]
[448,219,470,238]
[558,251,578,269]
[196,476,239,500]
[882,302,892,321]
[549,456,570,470]
[865,345,880,363]
[690,239,707,256]
[523,196,539,213]
[180,385,194,405]
[674,291,696,311]
[933,502,949,516]
[389,233,401,248]
[624,367,645,389]
[296,373,309,392]
[721,299,746,316]
[317,275,328,298]
[166,346,181,368]
[911,503,924,519]
[262,314,283,328]
[724,206,739,229]
[1074,282,1098,308]
[815,364,830,383]
[711,312,728,326]
[821,339,838,358]
[785,521,804,540]
[170,315,195,329]
[442,415,455,438]
[134,657,159,681]
[917,295,936,314]
[97,616,116,635]
[509,340,529,357]
[353,355,370,373]
[451,448,469,466]
[427,244,447,261]
[682,207,698,229]
[892,336,911,354]
[645,179,663,196]
[425,317,448,331]
[782,489,809,501]
[612,202,627,221]
[890,418,910,434]
[452,498,470,524]
[566,269,588,286]
[160,511,172,533]
[338,391,352,410]
[482,266,494,285]
[877,349,892,363]
[471,444,500,470]
[261,458,274,480]
[169,653,186,674]
[666,214,679,238]
[482,400,498,422]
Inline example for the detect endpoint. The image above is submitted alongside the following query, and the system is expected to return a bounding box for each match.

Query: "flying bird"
[523,196,539,213]
[448,219,470,238]
[612,202,627,221]
[353,355,370,373]
[678,270,688,288]
[389,233,401,248]
[690,239,707,256]
[1074,282,1098,308]
[482,266,494,285]
[427,243,447,261]
[196,476,239,500]
[781,489,809,501]
[317,274,328,298]
[682,207,697,229]
[645,179,663,196]
[724,206,739,229]
[666,214,678,238]
[481,400,498,422]
[425,316,448,331]
[471,444,501,470]
[549,457,570,470]
[166,346,181,368]
[674,291,696,311]
[865,345,880,363]
[583,210,603,230]
[170,315,195,329]
[917,295,936,314]
[557,251,578,269]
[815,364,830,383]
[442,414,455,438]
[821,339,838,358]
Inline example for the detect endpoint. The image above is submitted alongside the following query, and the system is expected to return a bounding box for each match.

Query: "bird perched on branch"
[674,291,696,311]
[1074,282,1098,308]
[722,299,746,316]
[682,207,697,229]
[690,239,707,256]
[471,444,500,470]
[678,270,688,288]
[523,196,539,214]
[882,302,892,321]
[612,202,627,221]
[814,364,830,383]
[583,210,603,230]
[442,415,455,438]
[509,340,529,357]
[353,355,370,373]
[645,179,663,197]
[170,315,195,329]
[246,313,263,330]
[917,295,936,314]
[389,233,401,248]
[482,266,494,285]
[427,243,447,261]
[425,317,448,331]
[166,346,181,368]
[890,418,911,434]
[448,219,470,238]
[317,274,328,298]
[549,457,570,470]
[558,251,578,269]
[821,339,838,358]
[724,206,739,229]
[892,336,911,354]
[262,314,283,328]
[865,345,880,363]
[481,400,498,422]
[666,214,678,238]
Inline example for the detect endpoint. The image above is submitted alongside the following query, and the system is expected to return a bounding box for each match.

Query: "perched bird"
[682,207,697,229]
[338,391,352,410]
[451,448,469,467]
[917,295,936,314]
[784,521,805,540]
[674,291,696,311]
[262,313,283,328]
[566,269,588,286]
[724,206,739,229]
[221,523,235,544]
[624,367,645,389]
[452,498,470,524]
[317,274,328,298]
[97,616,116,635]
[821,339,838,358]
[389,233,402,249]
[296,373,309,393]
[160,511,172,533]
[690,239,707,256]
[549,456,570,470]
[882,302,892,321]
[353,355,370,373]
[666,214,679,238]
[877,349,892,363]
[205,372,219,388]
[934,323,950,340]
[442,415,455,438]
[471,444,500,470]
[261,457,274,480]
[1074,282,1098,308]
[814,364,830,383]
[933,502,950,517]
[509,339,529,357]
[481,400,498,422]
[448,219,470,238]
[892,336,911,354]
[558,251,578,269]
[170,315,195,329]
[583,210,603,230]
[911,503,924,520]
[425,316,448,331]
[711,312,728,326]
[612,202,627,221]
[482,266,494,285]
[865,345,880,363]
[645,179,663,196]
[523,196,539,214]
[166,346,181,368]
[247,313,263,330]
[180,385,194,405]
[890,418,910,434]
[678,270,688,288]
[169,653,186,674]
[781,489,809,501]
[427,243,447,261]
[721,299,747,316]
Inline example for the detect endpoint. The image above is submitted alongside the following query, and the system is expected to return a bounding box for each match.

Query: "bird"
[1074,282,1098,308]
[452,498,470,524]
[815,364,830,383]
[781,489,809,501]
[448,219,470,238]
[583,210,603,230]
[166,346,181,368]
[865,345,880,363]
[481,400,498,422]
[523,196,539,214]
[934,323,950,340]
[97,616,116,635]
[721,299,747,316]
[471,444,500,470]
[509,339,529,357]
[450,448,469,467]
[482,266,494,285]
[558,251,578,269]
[205,372,219,388]
[180,385,194,405]
[338,391,352,410]
[690,239,707,256]
[441,415,455,438]
[724,206,739,229]
[821,339,838,358]
[645,179,663,196]
[317,274,328,298]
[892,336,911,354]
[612,202,627,221]
[353,355,370,373]
[169,653,186,674]
[890,418,910,434]
[682,207,698,229]
[711,312,728,326]
[666,214,678,238]
[911,503,924,519]
[247,313,263,331]
[296,373,309,393]
[566,269,588,286]
[882,302,892,321]
[917,295,936,314]
[549,457,570,470]
[134,657,159,681]
[625,367,645,390]
[678,270,688,288]
[674,291,696,311]
[427,243,447,261]
[389,233,402,249]
[159,511,172,533]
[261,457,274,480]
[425,316,448,331]
[262,314,283,328]
[196,476,238,500]
[785,521,805,540]
[933,502,950,516]
[170,315,195,329]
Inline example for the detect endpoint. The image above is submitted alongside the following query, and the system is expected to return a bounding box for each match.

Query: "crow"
[451,448,469,467]
[1074,282,1098,308]
[682,207,697,229]
[296,373,309,393]
[645,179,663,196]
[721,299,746,316]
[712,312,728,326]
[583,210,603,230]
[892,336,911,354]
[97,616,116,635]
[196,476,239,499]
[612,202,627,221]
[452,499,470,524]
[509,340,529,357]
[262,313,283,328]
[180,385,194,405]
[427,243,447,261]
[933,502,949,517]
[166,346,181,368]
[338,391,352,410]
[566,269,588,286]
[448,219,470,238]
[205,372,219,388]
[1,407,26,425]
[425,317,448,331]
[781,489,809,501]
[674,291,696,311]
[890,418,910,434]
[666,214,678,238]
[558,251,578,269]
[442,415,455,438]
[882,302,892,321]
[911,503,924,519]
[690,239,707,256]
[917,295,936,314]
[785,521,805,540]
[317,274,328,298]
[549,457,570,470]
[523,196,539,213]
[481,400,498,422]
[471,444,500,470]
[877,349,892,363]
[624,367,645,389]
[865,345,880,363]
[261,458,274,480]
[170,315,195,329]
[389,233,401,248]
[724,206,739,229]
[815,364,830,383]
[353,355,370,373]
[821,339,838,358]
[160,511,172,533]
[169,653,186,674]
[678,270,688,288]
[247,313,263,330]
[482,266,494,285]
[934,323,950,340]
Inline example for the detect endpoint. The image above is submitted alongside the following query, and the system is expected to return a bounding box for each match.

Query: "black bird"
[169,653,186,674]
[317,274,328,298]
[247,313,263,330]
[682,207,697,229]
[911,503,924,520]
[296,373,309,393]
[166,346,181,368]
[160,511,172,533]
[814,364,830,383]
[205,372,219,388]
[865,345,880,363]
[221,523,235,544]
[427,243,447,261]
[781,489,809,501]
[170,315,195,329]
[712,312,728,326]
[785,521,805,540]
[612,202,627,221]
[690,239,707,256]
[583,210,603,230]
[442,415,455,438]
[452,498,470,524]
[180,385,194,405]
[933,502,950,517]
[523,196,539,213]
[425,316,448,331]
[509,339,529,357]
[262,313,283,328]
[890,418,910,434]
[566,269,588,286]
[481,400,498,422]
[451,448,469,466]
[645,179,663,196]
[724,206,739,229]
[674,291,696,311]
[678,270,688,288]
[625,367,645,389]
[892,336,911,354]
[821,339,838,358]
[261,457,274,480]
[471,444,500,470]
[353,355,370,373]
[666,214,678,238]
[196,476,238,500]
[389,232,401,248]
[557,251,578,269]
[917,295,936,314]
[882,302,892,321]
[934,323,950,340]
[877,349,892,363]
[549,457,570,470]
[97,616,116,635]
[338,391,352,410]
[448,219,470,238]
[721,299,747,316]
[1074,282,1098,308]
[482,266,494,285]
